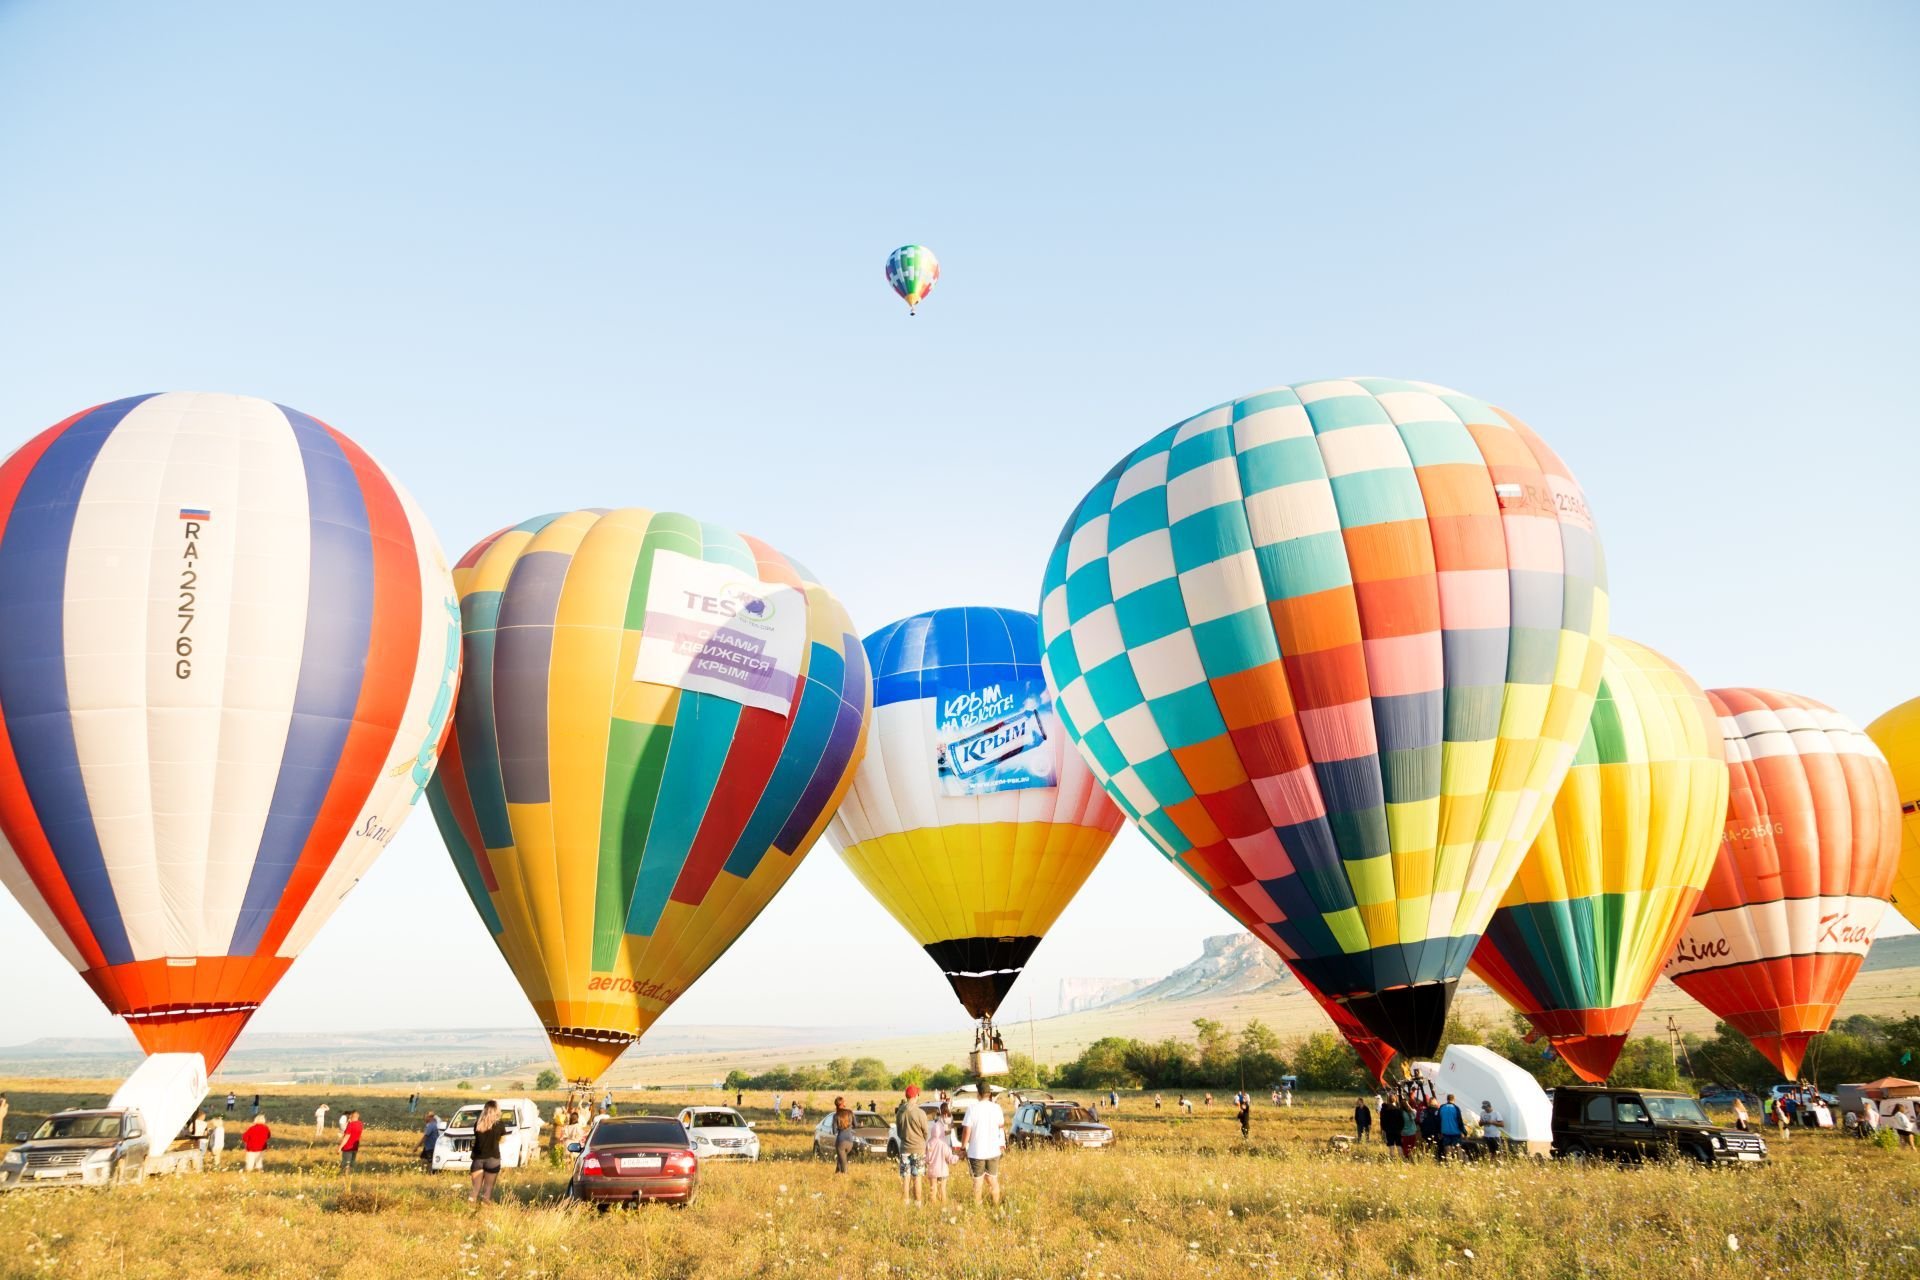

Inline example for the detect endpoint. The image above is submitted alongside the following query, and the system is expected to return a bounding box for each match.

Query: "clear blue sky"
[1,2,1914,1050]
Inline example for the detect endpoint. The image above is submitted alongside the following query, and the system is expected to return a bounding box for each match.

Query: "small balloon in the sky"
[886,244,939,315]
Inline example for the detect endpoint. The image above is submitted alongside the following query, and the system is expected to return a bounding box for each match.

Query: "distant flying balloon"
[0,392,458,1070]
[1039,378,1609,1058]
[886,244,939,314]
[1471,638,1728,1082]
[426,510,869,1084]
[827,607,1122,1020]
[1665,689,1901,1079]
[1865,697,1920,929]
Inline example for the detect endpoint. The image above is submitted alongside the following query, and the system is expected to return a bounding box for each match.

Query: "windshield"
[31,1114,123,1141]
[1049,1107,1097,1124]
[449,1106,515,1131]
[852,1114,889,1130]
[688,1111,742,1128]
[1644,1096,1711,1125]
[592,1120,686,1146]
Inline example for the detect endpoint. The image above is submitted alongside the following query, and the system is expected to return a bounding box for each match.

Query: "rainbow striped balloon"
[426,510,869,1083]
[0,392,457,1069]
[885,244,939,314]
[1470,637,1727,1082]
[1039,378,1609,1056]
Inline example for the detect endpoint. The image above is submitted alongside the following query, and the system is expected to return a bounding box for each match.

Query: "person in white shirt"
[959,1082,1006,1207]
[314,1103,330,1135]
[1478,1101,1506,1159]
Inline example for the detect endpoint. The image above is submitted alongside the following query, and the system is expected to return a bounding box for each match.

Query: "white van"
[1433,1045,1553,1156]
[432,1099,544,1172]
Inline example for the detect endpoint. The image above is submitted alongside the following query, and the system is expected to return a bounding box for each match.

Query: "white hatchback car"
[676,1106,761,1162]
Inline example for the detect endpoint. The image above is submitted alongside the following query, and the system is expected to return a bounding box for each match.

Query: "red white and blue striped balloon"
[0,393,459,1068]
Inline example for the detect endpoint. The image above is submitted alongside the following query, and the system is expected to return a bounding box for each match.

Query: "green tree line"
[718,1012,1918,1096]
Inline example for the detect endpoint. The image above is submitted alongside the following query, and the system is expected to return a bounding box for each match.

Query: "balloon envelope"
[1864,697,1920,929]
[1039,378,1608,1057]
[0,392,458,1068]
[1470,637,1727,1082]
[426,510,869,1083]
[1665,689,1900,1079]
[885,244,939,312]
[826,607,1122,1018]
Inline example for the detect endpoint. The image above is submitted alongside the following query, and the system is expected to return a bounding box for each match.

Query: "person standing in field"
[1893,1102,1917,1149]
[1436,1094,1464,1161]
[189,1111,210,1155]
[961,1082,1005,1208]
[420,1112,442,1168]
[315,1102,330,1135]
[1398,1099,1419,1160]
[895,1085,930,1205]
[339,1110,363,1174]
[1774,1097,1792,1141]
[469,1101,505,1203]
[242,1116,271,1171]
[773,1092,782,1120]
[1236,1095,1251,1140]
[831,1096,856,1174]
[1378,1095,1400,1154]
[925,1101,954,1203]
[1354,1096,1372,1141]
[1478,1101,1504,1159]
[209,1115,226,1169]
[1732,1097,1749,1131]
[224,1091,236,1114]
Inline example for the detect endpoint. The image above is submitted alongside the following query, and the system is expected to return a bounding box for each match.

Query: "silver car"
[812,1111,892,1160]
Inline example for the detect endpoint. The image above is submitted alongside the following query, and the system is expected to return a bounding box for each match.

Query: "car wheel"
[887,1142,899,1158]
[1557,1141,1587,1161]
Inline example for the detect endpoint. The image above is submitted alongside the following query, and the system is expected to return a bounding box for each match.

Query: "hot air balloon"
[1469,637,1727,1082]
[1298,969,1398,1085]
[1865,697,1920,929]
[885,244,939,315]
[1038,378,1609,1058]
[1665,689,1901,1079]
[825,607,1122,1028]
[0,392,458,1070]
[425,510,869,1083]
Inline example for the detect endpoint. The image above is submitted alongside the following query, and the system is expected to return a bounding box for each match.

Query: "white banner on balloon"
[1662,893,1889,977]
[633,549,807,715]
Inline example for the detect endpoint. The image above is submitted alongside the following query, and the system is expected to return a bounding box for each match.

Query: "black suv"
[1550,1087,1767,1165]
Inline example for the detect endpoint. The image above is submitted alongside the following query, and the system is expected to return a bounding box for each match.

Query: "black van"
[1550,1087,1767,1165]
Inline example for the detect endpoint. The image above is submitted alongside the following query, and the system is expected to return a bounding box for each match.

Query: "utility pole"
[1666,1017,1695,1079]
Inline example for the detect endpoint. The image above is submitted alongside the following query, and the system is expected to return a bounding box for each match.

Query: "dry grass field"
[2,1083,1916,1280]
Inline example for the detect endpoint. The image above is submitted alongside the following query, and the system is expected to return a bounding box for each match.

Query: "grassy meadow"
[1,1083,1916,1279]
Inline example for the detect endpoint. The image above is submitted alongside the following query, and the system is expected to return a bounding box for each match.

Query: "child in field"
[925,1101,954,1202]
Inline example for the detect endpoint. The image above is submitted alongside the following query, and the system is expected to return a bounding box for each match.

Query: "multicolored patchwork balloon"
[426,510,869,1083]
[1864,697,1920,930]
[1471,637,1727,1082]
[826,607,1122,1019]
[0,392,458,1070]
[1039,378,1609,1057]
[885,244,939,314]
[1666,688,1900,1079]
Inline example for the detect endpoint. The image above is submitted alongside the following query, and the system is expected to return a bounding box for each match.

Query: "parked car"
[565,1115,699,1208]
[432,1099,544,1172]
[811,1111,893,1160]
[676,1107,760,1162]
[1766,1083,1836,1104]
[1551,1086,1767,1165]
[1009,1101,1115,1150]
[1697,1086,1761,1106]
[0,1053,208,1190]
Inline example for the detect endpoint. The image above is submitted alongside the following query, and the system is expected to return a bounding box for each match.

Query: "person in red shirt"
[339,1110,364,1174]
[242,1116,271,1172]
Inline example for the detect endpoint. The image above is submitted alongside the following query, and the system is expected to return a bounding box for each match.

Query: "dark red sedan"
[566,1116,700,1208]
